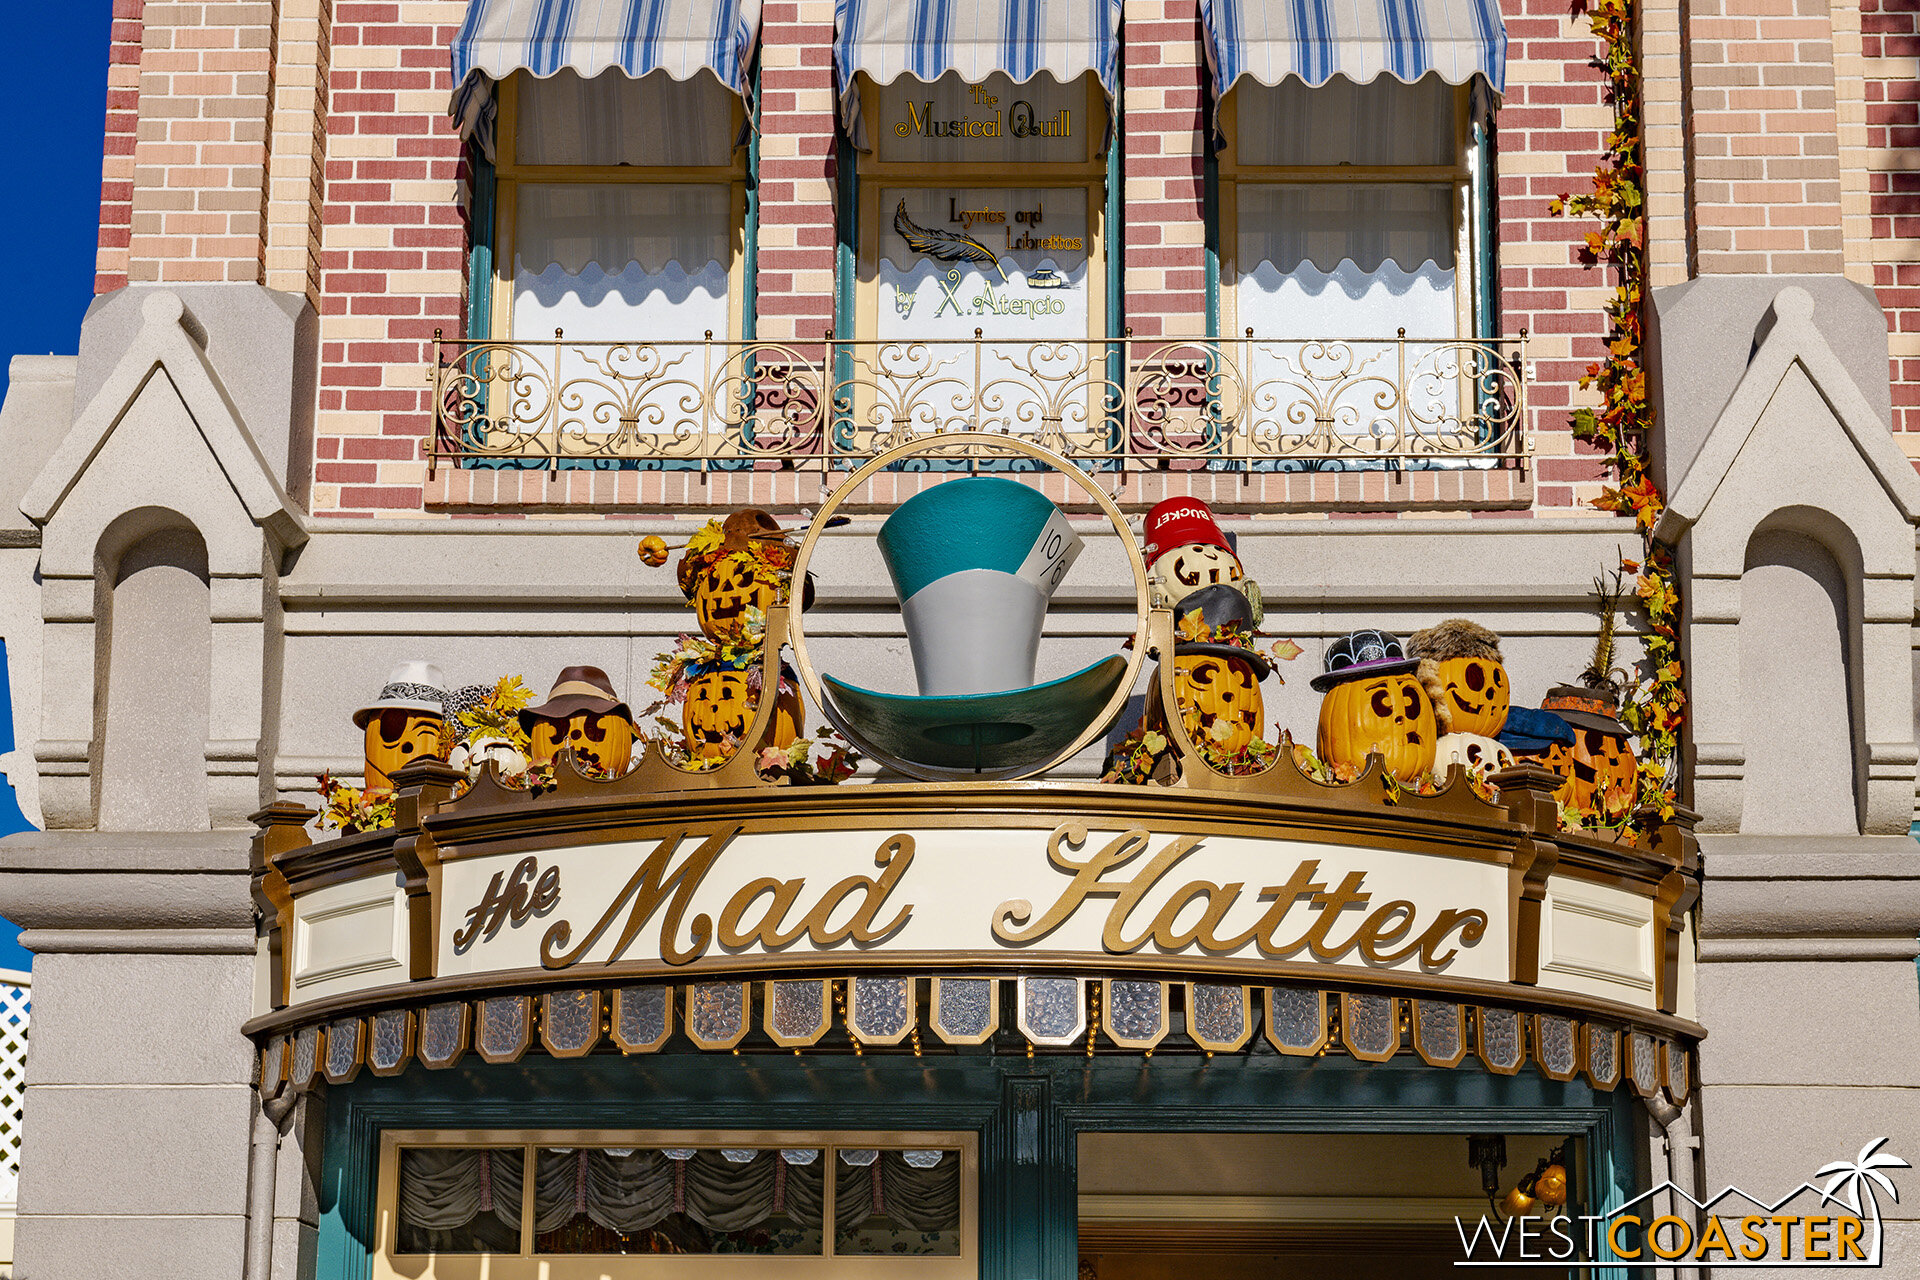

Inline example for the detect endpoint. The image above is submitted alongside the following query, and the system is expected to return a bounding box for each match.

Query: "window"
[377,1131,976,1278]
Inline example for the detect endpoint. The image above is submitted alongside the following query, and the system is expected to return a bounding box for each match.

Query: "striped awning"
[834,0,1122,112]
[1201,0,1506,100]
[451,0,763,146]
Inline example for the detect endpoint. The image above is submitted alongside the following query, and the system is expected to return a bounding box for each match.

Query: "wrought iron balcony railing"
[427,330,1530,472]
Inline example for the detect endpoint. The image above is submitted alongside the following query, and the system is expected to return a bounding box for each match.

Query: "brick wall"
[309,1,469,516]
[266,0,333,306]
[1864,0,1920,450]
[1121,0,1208,339]
[754,0,839,345]
[95,0,146,294]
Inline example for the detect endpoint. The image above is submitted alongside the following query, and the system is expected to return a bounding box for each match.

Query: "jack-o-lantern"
[1409,619,1510,738]
[1143,497,1251,612]
[682,669,803,762]
[1539,685,1636,817]
[518,666,638,776]
[1311,630,1437,783]
[1435,731,1514,778]
[676,509,809,643]
[354,661,449,793]
[692,553,782,642]
[1149,584,1272,757]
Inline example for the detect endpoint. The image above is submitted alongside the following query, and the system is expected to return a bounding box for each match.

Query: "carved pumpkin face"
[693,554,780,641]
[1435,655,1510,737]
[1435,731,1514,778]
[364,708,444,793]
[1543,726,1637,818]
[1316,673,1438,783]
[683,672,804,762]
[1173,653,1263,754]
[528,710,635,776]
[1149,543,1243,609]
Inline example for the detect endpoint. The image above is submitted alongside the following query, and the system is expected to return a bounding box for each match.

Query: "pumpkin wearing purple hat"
[1312,630,1437,783]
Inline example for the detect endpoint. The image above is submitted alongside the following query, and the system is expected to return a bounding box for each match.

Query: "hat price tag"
[1012,505,1083,596]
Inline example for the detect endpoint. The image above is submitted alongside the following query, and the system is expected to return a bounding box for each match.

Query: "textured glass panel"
[850,977,911,1041]
[834,1149,961,1256]
[325,1017,362,1079]
[722,1148,759,1163]
[688,982,747,1046]
[782,1149,820,1165]
[770,980,827,1042]
[479,996,530,1061]
[1666,1043,1690,1099]
[1415,1001,1461,1062]
[370,1009,410,1072]
[903,1150,945,1168]
[1021,977,1083,1043]
[420,1002,467,1067]
[840,1149,879,1166]
[1538,1015,1577,1077]
[1586,1024,1619,1086]
[615,986,669,1050]
[542,989,598,1055]
[933,978,994,1041]
[1266,988,1325,1052]
[1479,1007,1522,1070]
[261,1036,287,1088]
[1630,1032,1658,1093]
[1189,985,1248,1048]
[1105,981,1166,1045]
[1343,993,1396,1057]
[292,1024,319,1084]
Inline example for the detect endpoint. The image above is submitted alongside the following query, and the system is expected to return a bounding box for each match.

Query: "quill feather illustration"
[894,199,1008,282]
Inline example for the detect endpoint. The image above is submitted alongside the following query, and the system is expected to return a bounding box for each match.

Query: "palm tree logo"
[1817,1137,1910,1263]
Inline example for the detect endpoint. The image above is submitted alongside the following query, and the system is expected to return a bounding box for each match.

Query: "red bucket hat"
[1142,497,1232,567]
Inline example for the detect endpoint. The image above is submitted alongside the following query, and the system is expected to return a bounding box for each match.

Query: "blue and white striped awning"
[451,0,763,146]
[1201,0,1506,100]
[834,0,1122,112]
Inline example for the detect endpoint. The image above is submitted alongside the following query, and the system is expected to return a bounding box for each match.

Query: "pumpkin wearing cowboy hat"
[518,666,639,776]
[354,661,448,794]
[1311,630,1438,784]
[676,509,815,643]
[1146,584,1274,756]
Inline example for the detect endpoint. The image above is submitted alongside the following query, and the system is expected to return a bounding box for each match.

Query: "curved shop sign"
[431,821,1507,981]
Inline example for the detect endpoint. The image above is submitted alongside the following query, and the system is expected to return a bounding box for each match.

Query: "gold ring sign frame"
[785,433,1152,781]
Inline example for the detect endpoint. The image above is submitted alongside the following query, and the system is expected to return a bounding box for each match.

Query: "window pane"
[1233,76,1456,167]
[396,1147,524,1254]
[1237,183,1456,339]
[532,1148,825,1255]
[876,185,1088,341]
[874,71,1087,165]
[512,182,731,343]
[834,1149,962,1256]
[516,69,736,167]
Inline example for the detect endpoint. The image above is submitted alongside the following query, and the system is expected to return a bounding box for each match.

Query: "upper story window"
[491,69,748,346]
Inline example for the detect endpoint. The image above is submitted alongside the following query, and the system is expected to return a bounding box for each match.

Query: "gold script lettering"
[540,826,736,968]
[797,835,916,946]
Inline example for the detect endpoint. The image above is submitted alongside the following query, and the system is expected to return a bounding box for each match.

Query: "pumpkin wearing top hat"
[1538,576,1638,818]
[1147,584,1274,755]
[355,661,448,794]
[518,666,638,776]
[1312,630,1437,783]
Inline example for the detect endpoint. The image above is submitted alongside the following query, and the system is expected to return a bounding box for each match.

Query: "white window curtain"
[516,69,736,168]
[1234,76,1455,167]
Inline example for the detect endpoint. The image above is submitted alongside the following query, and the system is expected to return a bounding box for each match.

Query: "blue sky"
[0,4,112,971]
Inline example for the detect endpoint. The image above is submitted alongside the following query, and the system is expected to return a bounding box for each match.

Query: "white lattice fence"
[0,969,27,1208]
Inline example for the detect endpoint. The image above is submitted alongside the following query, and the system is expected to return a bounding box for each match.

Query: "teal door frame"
[317,1053,1638,1280]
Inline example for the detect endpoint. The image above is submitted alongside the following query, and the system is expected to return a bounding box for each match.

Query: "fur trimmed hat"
[1410,620,1503,736]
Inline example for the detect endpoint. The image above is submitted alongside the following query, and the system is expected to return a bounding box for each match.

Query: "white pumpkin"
[1435,732,1513,778]
[449,734,530,779]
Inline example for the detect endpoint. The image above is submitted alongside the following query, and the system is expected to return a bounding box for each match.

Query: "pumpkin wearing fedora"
[676,509,810,643]
[1146,585,1273,756]
[354,661,448,794]
[1539,574,1638,819]
[1141,497,1256,614]
[518,667,638,776]
[1408,619,1510,739]
[1312,630,1437,783]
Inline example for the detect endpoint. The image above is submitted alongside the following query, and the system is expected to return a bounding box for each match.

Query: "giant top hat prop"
[821,475,1130,774]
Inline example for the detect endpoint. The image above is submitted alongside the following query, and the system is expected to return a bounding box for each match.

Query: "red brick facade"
[1865,0,1920,445]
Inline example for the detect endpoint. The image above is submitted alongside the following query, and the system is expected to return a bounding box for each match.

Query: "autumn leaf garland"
[1553,0,1685,820]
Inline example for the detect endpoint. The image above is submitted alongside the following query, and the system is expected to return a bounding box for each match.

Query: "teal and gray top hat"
[822,476,1129,774]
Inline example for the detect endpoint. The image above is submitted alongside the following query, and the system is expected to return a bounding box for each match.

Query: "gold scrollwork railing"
[426,328,1530,472]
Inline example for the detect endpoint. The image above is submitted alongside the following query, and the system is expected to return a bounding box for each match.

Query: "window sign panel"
[875,72,1086,165]
[878,186,1088,340]
[1232,76,1456,167]
[516,69,736,167]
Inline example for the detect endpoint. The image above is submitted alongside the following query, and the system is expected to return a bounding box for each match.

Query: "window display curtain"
[833,1151,962,1233]
[398,1148,526,1235]
[832,0,1122,126]
[1199,0,1507,106]
[451,0,764,155]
